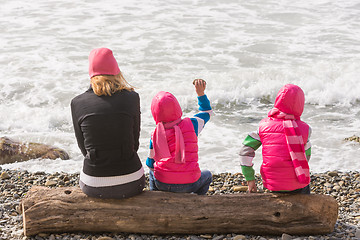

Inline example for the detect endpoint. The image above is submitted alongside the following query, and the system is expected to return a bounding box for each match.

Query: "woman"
[71,47,145,198]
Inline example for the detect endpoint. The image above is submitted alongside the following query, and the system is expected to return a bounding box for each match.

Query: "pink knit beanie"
[88,48,120,78]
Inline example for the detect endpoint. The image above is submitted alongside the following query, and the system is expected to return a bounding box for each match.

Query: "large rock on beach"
[0,136,69,164]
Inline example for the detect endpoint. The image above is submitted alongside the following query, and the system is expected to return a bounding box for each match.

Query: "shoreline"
[0,168,359,240]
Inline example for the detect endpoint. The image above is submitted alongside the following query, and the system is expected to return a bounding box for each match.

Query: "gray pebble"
[355,228,360,238]
[281,233,292,240]
[212,235,225,240]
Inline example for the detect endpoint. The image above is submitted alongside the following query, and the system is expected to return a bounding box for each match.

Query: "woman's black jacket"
[71,87,142,177]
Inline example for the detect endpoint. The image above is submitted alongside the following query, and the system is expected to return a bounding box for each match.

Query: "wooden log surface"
[21,186,338,236]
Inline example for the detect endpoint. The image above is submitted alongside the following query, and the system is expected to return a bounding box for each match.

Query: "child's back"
[240,84,311,193]
[150,92,201,184]
[147,79,213,195]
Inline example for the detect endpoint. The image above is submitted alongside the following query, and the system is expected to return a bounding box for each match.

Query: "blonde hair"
[90,72,134,96]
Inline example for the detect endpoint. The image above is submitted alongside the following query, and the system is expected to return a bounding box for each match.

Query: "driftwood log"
[21,186,338,236]
[0,137,69,164]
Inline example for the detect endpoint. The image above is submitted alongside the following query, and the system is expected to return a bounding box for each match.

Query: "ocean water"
[0,0,359,174]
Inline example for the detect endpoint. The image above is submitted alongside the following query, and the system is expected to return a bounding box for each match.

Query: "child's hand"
[193,79,206,96]
[247,180,257,193]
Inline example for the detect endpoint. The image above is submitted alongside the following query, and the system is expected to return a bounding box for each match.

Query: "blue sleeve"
[146,157,154,169]
[146,139,155,168]
[190,94,213,136]
[197,94,212,111]
[191,118,199,136]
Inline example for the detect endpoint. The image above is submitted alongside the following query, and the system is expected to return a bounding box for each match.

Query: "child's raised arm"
[190,79,212,136]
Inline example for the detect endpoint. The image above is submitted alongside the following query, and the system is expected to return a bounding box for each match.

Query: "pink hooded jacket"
[151,91,201,184]
[259,84,310,191]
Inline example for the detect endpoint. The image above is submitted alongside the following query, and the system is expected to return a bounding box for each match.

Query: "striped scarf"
[268,108,310,184]
[152,118,186,164]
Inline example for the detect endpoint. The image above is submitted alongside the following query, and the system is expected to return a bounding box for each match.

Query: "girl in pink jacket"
[239,84,311,194]
[146,79,213,195]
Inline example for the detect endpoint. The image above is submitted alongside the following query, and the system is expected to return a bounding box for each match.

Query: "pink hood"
[274,84,305,117]
[151,91,182,123]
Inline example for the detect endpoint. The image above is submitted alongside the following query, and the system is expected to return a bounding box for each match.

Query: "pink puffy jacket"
[259,84,310,191]
[151,91,201,184]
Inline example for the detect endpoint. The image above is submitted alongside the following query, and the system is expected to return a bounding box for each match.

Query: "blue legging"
[149,170,212,195]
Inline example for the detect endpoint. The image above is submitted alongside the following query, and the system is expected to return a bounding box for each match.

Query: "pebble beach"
[0,168,359,240]
[1,1,360,240]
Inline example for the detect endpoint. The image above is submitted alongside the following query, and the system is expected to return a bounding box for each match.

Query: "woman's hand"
[193,79,206,96]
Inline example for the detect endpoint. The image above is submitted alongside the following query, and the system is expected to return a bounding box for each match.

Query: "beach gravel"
[0,167,359,240]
